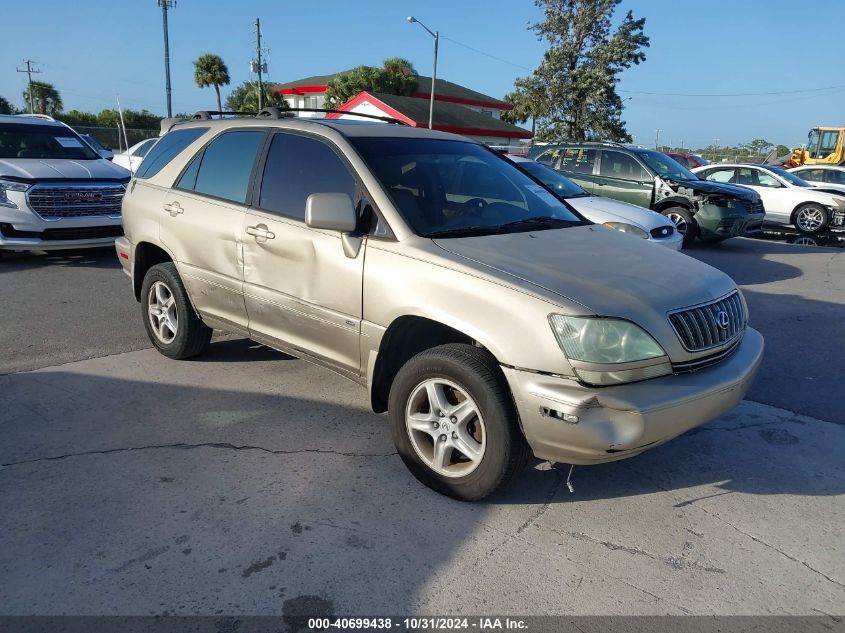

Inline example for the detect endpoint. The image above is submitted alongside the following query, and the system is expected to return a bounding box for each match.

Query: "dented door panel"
[241,209,364,375]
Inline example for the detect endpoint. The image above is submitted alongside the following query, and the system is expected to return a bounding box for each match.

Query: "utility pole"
[654,128,662,150]
[256,18,264,111]
[16,59,42,114]
[159,0,175,118]
[712,138,720,162]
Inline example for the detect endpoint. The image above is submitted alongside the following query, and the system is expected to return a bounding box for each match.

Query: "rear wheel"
[793,204,829,235]
[661,206,698,247]
[387,344,530,501]
[141,262,212,359]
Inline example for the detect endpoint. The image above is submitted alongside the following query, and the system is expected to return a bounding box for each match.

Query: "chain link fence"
[72,126,158,152]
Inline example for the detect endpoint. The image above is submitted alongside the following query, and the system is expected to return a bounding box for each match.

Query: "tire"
[793,204,829,235]
[661,206,698,247]
[140,262,212,359]
[387,343,531,501]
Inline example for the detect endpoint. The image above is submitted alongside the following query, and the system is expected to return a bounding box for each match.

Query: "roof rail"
[257,107,408,125]
[190,111,255,120]
[16,113,57,122]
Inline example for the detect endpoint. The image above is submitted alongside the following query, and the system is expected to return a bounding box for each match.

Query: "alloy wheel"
[666,212,688,234]
[147,281,178,344]
[796,207,824,233]
[405,378,486,478]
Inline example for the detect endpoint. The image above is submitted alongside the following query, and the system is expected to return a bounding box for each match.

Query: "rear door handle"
[163,202,183,216]
[246,224,275,240]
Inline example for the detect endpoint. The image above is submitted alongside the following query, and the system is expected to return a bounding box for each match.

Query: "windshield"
[637,149,699,181]
[351,137,584,237]
[516,160,589,198]
[692,154,710,166]
[0,123,100,160]
[81,135,106,152]
[765,165,811,187]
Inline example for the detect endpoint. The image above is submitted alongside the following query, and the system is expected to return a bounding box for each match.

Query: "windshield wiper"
[424,225,507,238]
[498,216,576,229]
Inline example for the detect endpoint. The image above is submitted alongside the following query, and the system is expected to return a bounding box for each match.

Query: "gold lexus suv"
[116,110,764,500]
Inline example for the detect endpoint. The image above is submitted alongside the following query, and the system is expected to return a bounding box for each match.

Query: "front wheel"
[387,344,531,501]
[661,206,698,247]
[793,204,829,235]
[140,262,212,359]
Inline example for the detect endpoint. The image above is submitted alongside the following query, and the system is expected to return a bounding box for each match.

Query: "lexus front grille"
[668,291,746,352]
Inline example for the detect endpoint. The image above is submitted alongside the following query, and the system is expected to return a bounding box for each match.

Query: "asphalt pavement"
[0,237,843,616]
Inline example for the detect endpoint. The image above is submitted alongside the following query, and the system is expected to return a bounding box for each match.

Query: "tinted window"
[259,133,355,220]
[132,139,156,157]
[559,148,597,174]
[826,170,845,185]
[671,155,691,168]
[0,123,99,160]
[795,169,824,182]
[191,130,265,204]
[176,152,202,191]
[135,127,208,179]
[535,148,561,167]
[519,160,587,198]
[600,150,649,181]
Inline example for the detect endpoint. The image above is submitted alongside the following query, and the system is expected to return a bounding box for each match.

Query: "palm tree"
[193,54,230,115]
[22,81,63,115]
[0,95,13,115]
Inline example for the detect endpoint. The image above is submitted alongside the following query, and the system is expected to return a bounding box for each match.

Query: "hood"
[567,195,671,231]
[0,158,130,182]
[433,225,735,321]
[668,177,759,202]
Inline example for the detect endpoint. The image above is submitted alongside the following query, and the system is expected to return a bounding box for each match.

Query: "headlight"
[0,178,28,209]
[602,222,648,239]
[549,315,671,386]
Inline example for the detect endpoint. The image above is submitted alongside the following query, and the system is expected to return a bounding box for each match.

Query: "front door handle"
[163,201,183,216]
[246,224,275,240]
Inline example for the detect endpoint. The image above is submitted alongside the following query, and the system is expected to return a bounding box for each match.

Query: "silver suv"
[117,111,764,500]
[0,115,130,253]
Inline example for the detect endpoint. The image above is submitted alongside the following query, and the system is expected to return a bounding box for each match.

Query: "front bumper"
[696,205,765,241]
[650,230,684,251]
[0,210,122,252]
[503,327,764,465]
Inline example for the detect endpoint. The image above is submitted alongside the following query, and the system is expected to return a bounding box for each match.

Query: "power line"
[620,84,845,98]
[440,36,532,71]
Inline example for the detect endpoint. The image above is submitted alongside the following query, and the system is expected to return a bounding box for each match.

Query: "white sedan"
[112,138,157,174]
[511,156,683,250]
[692,163,845,235]
[787,165,845,196]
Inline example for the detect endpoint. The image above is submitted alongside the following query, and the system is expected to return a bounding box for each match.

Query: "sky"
[1,0,842,149]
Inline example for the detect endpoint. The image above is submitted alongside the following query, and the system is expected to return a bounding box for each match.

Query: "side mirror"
[305,193,357,232]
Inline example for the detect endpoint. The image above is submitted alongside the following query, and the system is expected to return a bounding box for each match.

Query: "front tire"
[140,262,212,359]
[793,204,829,235]
[387,344,531,501]
[661,206,698,247]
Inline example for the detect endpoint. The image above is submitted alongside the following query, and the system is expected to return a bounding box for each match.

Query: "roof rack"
[256,107,408,125]
[15,113,57,122]
[190,111,255,120]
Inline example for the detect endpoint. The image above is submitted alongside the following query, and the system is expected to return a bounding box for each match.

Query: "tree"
[508,0,648,142]
[193,53,231,114]
[225,81,290,113]
[0,96,14,115]
[324,58,418,108]
[23,81,63,115]
[742,138,774,157]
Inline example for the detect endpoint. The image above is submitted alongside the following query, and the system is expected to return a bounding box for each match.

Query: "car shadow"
[0,247,120,272]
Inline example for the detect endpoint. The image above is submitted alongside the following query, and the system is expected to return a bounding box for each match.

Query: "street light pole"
[654,128,662,150]
[407,16,438,130]
[159,0,175,118]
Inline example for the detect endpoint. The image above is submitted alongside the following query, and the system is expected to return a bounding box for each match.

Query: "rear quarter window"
[135,127,208,179]
[559,148,597,174]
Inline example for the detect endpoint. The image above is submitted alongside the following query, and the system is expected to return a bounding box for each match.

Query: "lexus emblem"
[715,310,730,330]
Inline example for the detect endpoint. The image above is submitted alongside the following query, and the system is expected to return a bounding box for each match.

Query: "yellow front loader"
[787,126,845,167]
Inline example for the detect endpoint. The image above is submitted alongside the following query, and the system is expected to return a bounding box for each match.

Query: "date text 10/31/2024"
[307,617,530,631]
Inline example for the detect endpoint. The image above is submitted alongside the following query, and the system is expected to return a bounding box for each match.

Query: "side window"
[259,132,355,221]
[827,170,845,185]
[600,151,648,181]
[672,155,689,168]
[135,128,208,179]
[535,148,560,167]
[175,152,202,191]
[736,168,758,185]
[702,168,735,183]
[559,148,597,174]
[133,139,155,157]
[756,170,780,187]
[190,130,265,204]
[820,131,839,156]
[797,169,823,182]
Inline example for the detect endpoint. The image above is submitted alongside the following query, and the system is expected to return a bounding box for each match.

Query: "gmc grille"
[27,183,125,220]
[668,291,746,352]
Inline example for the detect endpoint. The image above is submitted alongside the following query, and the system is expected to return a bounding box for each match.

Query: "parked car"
[117,113,763,501]
[666,152,710,169]
[112,138,157,173]
[528,142,765,247]
[0,114,130,254]
[692,163,845,235]
[78,133,113,161]
[509,156,683,250]
[787,165,845,196]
